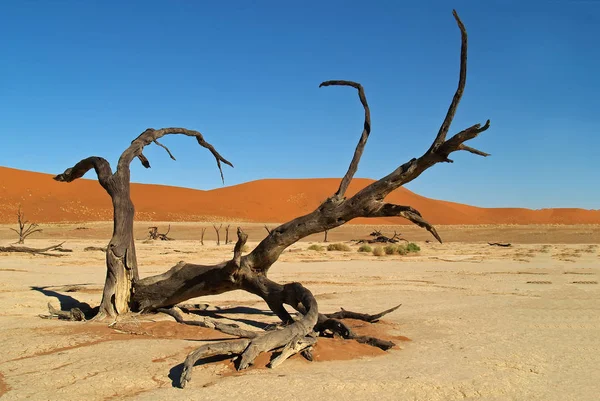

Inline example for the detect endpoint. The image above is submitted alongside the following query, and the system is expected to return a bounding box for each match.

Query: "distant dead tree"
[225,224,231,244]
[213,224,222,245]
[49,10,489,389]
[264,225,271,234]
[323,229,329,242]
[147,225,173,241]
[200,228,206,245]
[10,206,42,244]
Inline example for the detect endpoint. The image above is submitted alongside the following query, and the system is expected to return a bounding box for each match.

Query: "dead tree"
[213,224,222,245]
[54,128,233,319]
[323,229,329,242]
[10,206,42,244]
[52,10,489,388]
[147,225,173,241]
[264,225,272,234]
[200,227,206,245]
[225,224,231,244]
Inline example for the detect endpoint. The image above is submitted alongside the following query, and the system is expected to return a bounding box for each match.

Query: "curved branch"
[427,9,468,153]
[53,156,113,187]
[319,80,371,198]
[118,127,233,183]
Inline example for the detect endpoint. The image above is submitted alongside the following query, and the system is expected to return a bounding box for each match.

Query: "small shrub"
[307,244,325,251]
[358,244,372,253]
[372,246,384,256]
[406,243,421,253]
[396,244,408,255]
[384,245,397,255]
[327,243,351,252]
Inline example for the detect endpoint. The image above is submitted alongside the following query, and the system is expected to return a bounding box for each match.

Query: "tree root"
[179,282,318,388]
[157,306,259,338]
[178,297,400,388]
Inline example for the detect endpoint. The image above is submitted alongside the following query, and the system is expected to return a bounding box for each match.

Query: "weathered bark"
[323,230,329,242]
[200,227,206,245]
[54,129,232,319]
[225,224,230,244]
[10,206,42,244]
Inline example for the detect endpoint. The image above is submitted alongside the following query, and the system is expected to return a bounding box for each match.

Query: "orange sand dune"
[1,166,599,225]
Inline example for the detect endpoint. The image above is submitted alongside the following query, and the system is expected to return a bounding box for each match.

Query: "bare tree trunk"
[213,224,222,245]
[54,129,232,319]
[225,224,230,244]
[200,227,206,245]
[323,230,329,242]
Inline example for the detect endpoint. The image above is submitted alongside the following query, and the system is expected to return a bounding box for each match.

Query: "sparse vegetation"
[327,243,351,252]
[307,244,325,251]
[373,246,385,256]
[396,244,408,255]
[358,244,373,253]
[384,245,397,255]
[406,243,421,253]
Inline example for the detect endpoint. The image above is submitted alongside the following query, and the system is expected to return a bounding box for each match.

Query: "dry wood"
[0,242,71,257]
[488,242,512,247]
[200,227,206,245]
[49,9,490,388]
[147,225,173,241]
[39,303,86,321]
[10,206,42,244]
[225,224,230,244]
[54,128,232,318]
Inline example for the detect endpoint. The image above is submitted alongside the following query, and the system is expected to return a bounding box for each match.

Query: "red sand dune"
[0,166,599,225]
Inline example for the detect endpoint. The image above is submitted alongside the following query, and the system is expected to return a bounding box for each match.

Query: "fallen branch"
[488,242,512,247]
[39,303,86,321]
[0,242,71,257]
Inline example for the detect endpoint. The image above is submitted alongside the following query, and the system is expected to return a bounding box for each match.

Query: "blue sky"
[1,1,598,209]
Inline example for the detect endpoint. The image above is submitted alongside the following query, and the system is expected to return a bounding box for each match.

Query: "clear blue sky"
[1,1,598,209]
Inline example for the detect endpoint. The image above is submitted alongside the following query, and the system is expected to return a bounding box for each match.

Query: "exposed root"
[180,282,318,388]
[157,306,259,339]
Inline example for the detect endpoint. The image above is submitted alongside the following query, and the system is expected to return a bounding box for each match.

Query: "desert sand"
[1,167,600,400]
[0,224,599,400]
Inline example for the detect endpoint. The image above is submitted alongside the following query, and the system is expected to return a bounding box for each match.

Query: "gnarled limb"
[119,127,233,183]
[180,281,318,388]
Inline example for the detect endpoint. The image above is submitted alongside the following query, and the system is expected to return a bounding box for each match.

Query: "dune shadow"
[30,286,98,319]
